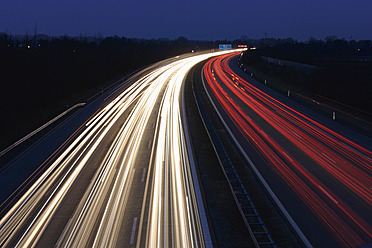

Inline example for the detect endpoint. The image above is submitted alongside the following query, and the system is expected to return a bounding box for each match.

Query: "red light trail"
[203,52,372,247]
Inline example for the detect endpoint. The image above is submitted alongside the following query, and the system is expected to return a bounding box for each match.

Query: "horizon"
[2,32,371,43]
[1,0,371,41]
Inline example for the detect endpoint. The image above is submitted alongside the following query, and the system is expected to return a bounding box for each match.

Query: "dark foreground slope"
[0,34,213,152]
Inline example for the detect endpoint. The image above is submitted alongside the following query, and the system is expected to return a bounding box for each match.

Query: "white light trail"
[0,50,242,248]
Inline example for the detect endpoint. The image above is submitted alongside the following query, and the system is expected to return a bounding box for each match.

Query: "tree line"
[0,33,214,150]
[1,33,371,150]
[241,37,372,114]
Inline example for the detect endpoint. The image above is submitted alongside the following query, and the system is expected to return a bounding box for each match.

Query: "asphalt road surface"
[202,52,372,248]
[0,50,242,247]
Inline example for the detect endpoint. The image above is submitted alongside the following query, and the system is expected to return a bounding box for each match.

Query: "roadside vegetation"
[1,34,371,151]
[241,37,372,112]
[240,37,372,135]
[0,34,214,151]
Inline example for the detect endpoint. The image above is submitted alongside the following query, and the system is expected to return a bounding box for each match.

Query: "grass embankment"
[240,45,372,135]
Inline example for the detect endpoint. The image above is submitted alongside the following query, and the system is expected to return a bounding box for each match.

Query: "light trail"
[147,56,211,247]
[203,52,372,247]
[0,50,242,247]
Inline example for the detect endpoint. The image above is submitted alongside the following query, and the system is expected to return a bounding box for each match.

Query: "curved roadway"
[0,50,240,247]
[202,52,372,248]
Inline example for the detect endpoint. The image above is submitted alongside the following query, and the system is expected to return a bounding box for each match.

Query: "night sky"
[1,0,371,40]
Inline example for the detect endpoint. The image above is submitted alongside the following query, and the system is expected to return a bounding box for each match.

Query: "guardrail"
[0,102,86,158]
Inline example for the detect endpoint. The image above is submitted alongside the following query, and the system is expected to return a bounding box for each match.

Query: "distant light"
[250,47,257,50]
[27,45,31,49]
[73,50,76,52]
[191,50,194,53]
[357,48,360,51]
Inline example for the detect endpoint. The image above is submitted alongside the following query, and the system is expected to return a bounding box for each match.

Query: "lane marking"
[282,151,294,162]
[55,218,72,247]
[292,131,301,139]
[318,186,339,204]
[260,129,268,138]
[141,168,147,183]
[130,217,138,245]
[147,140,152,150]
[322,153,336,164]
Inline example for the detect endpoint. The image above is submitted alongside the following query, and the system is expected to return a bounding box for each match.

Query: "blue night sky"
[1,0,371,40]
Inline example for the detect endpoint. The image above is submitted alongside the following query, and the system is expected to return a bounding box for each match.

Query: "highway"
[201,52,372,247]
[0,50,240,247]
